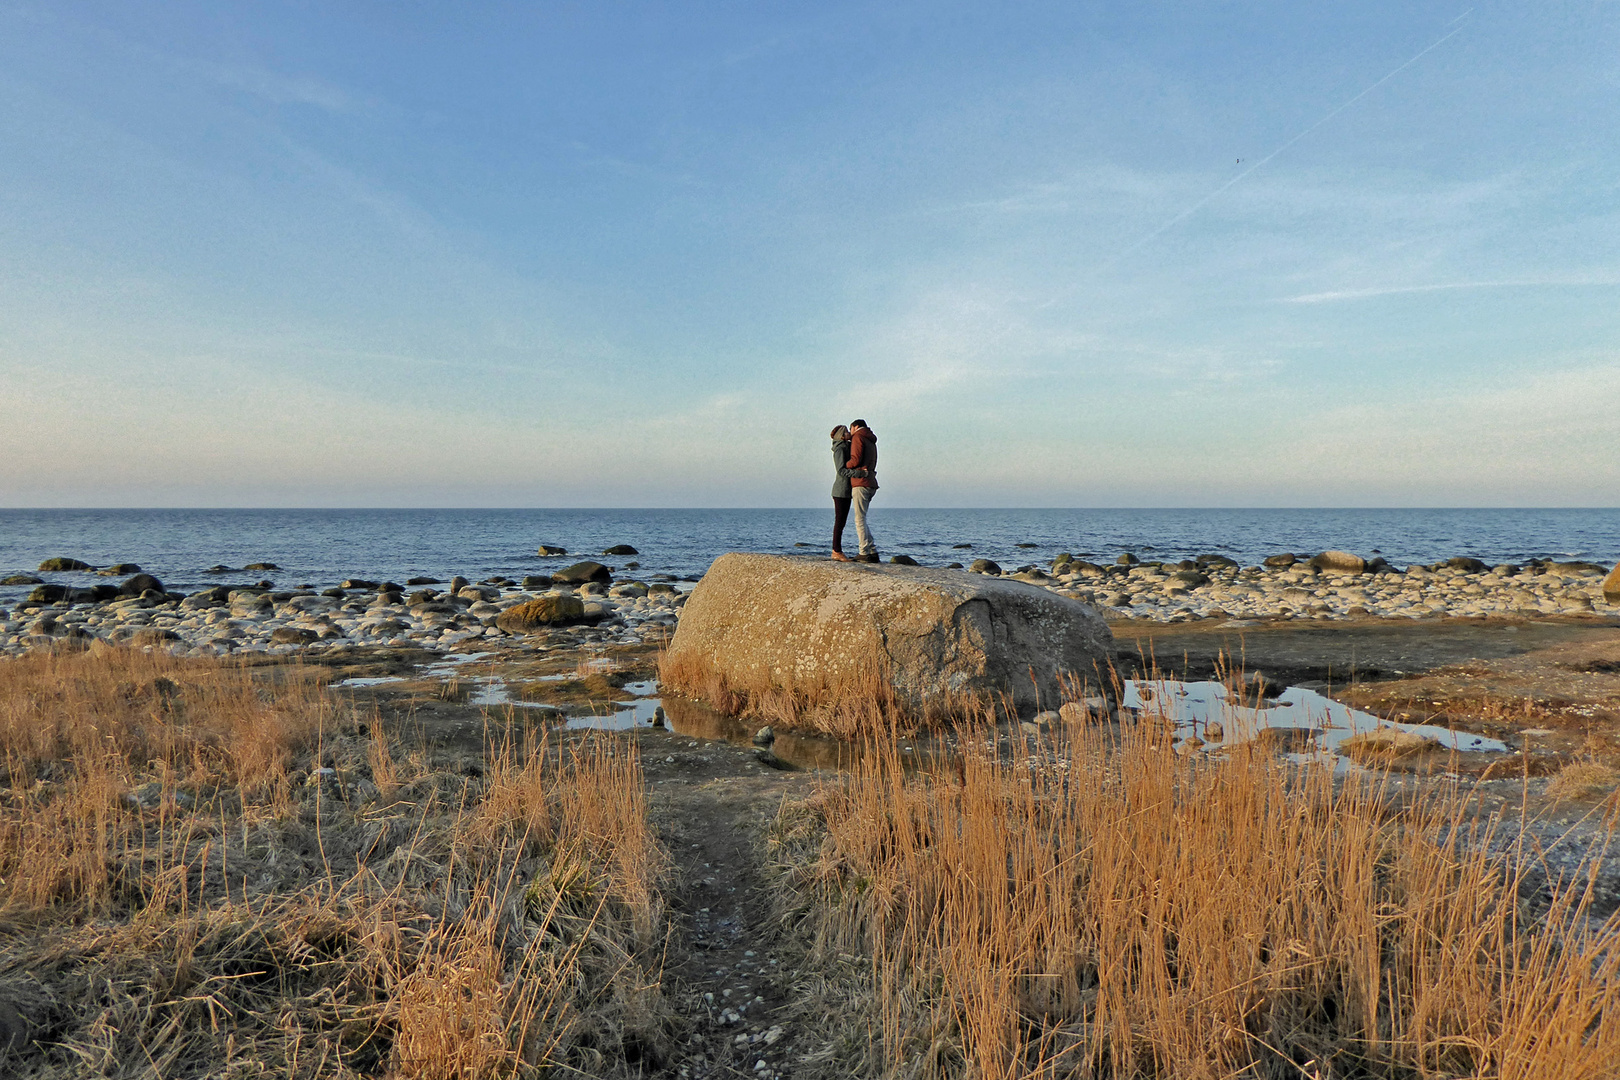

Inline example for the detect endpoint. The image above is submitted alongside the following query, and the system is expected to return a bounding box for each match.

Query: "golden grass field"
[3,644,1619,1078]
[766,711,1620,1080]
[0,645,670,1078]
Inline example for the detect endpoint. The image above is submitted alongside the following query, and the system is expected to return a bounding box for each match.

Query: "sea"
[1,508,1616,606]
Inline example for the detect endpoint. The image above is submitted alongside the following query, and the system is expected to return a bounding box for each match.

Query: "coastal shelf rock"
[661,552,1113,721]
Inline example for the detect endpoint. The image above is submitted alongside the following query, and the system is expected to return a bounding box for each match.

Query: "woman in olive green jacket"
[830,425,856,561]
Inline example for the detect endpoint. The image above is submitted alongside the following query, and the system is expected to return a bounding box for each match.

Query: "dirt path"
[638,733,820,1079]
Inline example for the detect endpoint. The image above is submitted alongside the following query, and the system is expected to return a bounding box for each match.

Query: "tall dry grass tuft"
[658,646,998,739]
[770,709,1620,1079]
[0,646,336,910]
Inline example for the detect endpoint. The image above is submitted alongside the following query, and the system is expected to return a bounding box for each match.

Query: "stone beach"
[0,567,686,657]
[0,549,1614,658]
[1030,551,1614,622]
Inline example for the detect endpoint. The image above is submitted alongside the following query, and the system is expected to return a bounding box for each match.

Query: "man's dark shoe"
[858,553,881,563]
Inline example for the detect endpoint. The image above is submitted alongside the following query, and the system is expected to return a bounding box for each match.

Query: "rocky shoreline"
[1022,549,1616,623]
[0,549,1615,658]
[0,560,686,657]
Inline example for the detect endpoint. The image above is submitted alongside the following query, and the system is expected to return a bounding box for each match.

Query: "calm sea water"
[1,508,1616,605]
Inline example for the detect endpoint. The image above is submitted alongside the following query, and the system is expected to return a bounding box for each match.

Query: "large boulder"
[661,553,1114,727]
[1604,562,1620,604]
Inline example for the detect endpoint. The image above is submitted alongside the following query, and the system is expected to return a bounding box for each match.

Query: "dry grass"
[768,712,1620,1079]
[0,646,671,1078]
[659,647,995,740]
[1546,761,1620,803]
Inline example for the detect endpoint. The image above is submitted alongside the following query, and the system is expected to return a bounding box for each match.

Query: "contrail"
[1112,11,1474,262]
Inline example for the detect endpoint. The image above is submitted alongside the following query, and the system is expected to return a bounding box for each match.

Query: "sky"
[1,1,1617,508]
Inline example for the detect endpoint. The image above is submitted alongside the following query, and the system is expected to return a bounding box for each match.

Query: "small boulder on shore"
[1263,553,1297,568]
[1604,562,1620,603]
[1308,551,1366,574]
[969,559,1001,575]
[118,573,165,597]
[552,561,612,585]
[495,595,591,632]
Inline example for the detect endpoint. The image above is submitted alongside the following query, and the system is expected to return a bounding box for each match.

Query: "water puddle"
[1122,679,1509,765]
[331,675,407,688]
[458,673,672,732]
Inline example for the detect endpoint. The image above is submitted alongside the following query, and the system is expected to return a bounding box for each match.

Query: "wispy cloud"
[1283,277,1620,304]
[188,59,364,114]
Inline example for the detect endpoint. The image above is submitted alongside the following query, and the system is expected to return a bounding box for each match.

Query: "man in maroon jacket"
[846,419,879,563]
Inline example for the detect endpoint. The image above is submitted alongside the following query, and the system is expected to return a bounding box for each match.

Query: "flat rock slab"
[663,553,1113,719]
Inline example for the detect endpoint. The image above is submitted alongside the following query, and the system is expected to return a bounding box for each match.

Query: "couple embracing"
[829,419,878,563]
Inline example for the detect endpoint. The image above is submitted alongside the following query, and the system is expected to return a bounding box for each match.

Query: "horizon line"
[2,506,1618,513]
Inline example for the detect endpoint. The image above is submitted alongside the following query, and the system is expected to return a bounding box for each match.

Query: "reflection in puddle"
[1122,679,1509,765]
[658,696,860,770]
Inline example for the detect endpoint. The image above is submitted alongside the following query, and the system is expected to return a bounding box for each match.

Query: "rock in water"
[537,545,568,557]
[38,557,94,572]
[602,544,639,556]
[1604,561,1620,604]
[494,595,589,632]
[661,553,1113,723]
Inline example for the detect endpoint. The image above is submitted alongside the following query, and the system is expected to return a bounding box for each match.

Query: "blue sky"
[1,1,1616,507]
